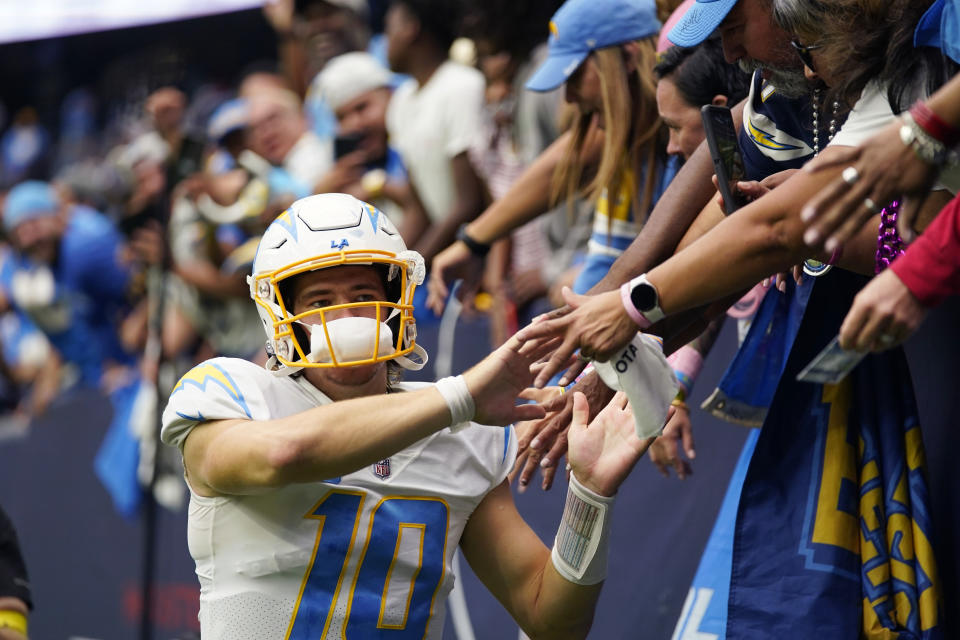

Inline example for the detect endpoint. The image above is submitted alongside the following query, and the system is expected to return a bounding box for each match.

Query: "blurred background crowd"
[1,0,959,637]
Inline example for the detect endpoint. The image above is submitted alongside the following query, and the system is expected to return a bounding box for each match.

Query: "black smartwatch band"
[456,224,491,257]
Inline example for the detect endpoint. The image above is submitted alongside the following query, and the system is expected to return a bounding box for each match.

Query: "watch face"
[631,283,658,312]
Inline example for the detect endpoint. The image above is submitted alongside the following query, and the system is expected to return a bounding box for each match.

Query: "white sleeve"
[160,358,269,450]
[829,82,895,148]
[442,66,485,158]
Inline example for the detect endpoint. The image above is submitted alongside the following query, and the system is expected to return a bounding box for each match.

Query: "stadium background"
[0,5,957,639]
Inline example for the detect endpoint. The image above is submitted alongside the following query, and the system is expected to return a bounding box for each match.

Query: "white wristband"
[435,375,475,432]
[551,473,614,585]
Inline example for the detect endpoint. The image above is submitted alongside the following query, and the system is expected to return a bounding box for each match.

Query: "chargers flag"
[727,269,942,638]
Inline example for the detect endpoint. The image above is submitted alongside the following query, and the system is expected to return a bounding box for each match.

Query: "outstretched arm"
[801,72,960,248]
[519,147,951,383]
[462,392,652,639]
[181,335,554,497]
[426,126,604,313]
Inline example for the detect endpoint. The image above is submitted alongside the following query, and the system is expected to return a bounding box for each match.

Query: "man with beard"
[516,0,947,637]
[0,181,138,396]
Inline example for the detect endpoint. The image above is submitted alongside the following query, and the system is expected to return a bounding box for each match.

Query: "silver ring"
[878,334,896,345]
[841,166,860,185]
[863,197,880,213]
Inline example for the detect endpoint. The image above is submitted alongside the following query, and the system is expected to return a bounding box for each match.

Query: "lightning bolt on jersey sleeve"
[161,369,520,639]
[161,357,274,450]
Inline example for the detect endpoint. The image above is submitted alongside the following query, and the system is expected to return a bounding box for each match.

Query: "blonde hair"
[552,35,667,226]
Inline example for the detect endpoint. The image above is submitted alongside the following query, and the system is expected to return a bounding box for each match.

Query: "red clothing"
[891,193,960,307]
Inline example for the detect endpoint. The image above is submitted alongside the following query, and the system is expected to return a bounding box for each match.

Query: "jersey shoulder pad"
[161,357,270,449]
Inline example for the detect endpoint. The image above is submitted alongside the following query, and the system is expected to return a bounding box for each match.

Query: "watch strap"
[456,224,491,257]
[620,281,653,329]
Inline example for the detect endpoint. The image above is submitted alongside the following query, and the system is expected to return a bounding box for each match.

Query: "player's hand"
[648,404,695,479]
[426,241,484,315]
[516,288,637,388]
[838,268,929,352]
[800,120,939,250]
[514,371,614,492]
[567,392,655,497]
[464,334,558,426]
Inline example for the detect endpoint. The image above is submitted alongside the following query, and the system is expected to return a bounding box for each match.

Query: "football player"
[162,193,656,638]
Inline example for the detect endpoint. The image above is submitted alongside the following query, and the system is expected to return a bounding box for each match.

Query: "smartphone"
[701,105,748,215]
[333,132,363,159]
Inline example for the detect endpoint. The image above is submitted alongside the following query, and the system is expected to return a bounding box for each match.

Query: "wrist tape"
[551,473,615,585]
[435,375,475,432]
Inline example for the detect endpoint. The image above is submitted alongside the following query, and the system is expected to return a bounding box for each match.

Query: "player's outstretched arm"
[181,335,554,497]
[461,392,652,639]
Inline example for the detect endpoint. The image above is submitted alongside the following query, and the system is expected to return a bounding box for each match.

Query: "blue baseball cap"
[526,0,661,92]
[668,0,738,48]
[915,0,960,65]
[207,98,250,144]
[4,181,58,233]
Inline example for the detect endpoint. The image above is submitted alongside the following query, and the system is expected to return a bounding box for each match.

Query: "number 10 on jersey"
[286,490,451,639]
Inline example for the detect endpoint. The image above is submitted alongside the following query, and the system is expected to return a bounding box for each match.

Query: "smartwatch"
[620,274,665,329]
[456,224,491,258]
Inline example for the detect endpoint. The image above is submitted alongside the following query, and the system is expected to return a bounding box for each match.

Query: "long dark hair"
[773,0,958,112]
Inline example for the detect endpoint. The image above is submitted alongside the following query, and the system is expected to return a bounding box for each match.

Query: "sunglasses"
[791,38,824,72]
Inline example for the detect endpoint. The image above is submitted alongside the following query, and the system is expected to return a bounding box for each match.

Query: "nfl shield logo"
[373,458,391,479]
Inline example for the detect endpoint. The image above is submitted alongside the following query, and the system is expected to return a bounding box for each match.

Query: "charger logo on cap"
[549,20,559,38]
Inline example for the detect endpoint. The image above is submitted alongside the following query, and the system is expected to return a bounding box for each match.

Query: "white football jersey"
[162,357,516,639]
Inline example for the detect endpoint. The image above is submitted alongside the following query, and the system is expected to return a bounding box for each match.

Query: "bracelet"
[910,100,960,147]
[435,375,475,432]
[667,345,703,397]
[456,224,491,258]
[671,396,689,412]
[551,473,614,585]
[899,112,957,167]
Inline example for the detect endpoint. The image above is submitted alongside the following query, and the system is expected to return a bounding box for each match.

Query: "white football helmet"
[250,193,426,374]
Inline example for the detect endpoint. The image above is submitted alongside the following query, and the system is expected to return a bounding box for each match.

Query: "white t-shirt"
[829,81,960,193]
[162,358,516,640]
[386,61,485,222]
[284,130,333,192]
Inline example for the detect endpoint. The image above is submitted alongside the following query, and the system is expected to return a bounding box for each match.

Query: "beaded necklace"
[808,90,905,275]
[803,89,841,277]
[811,88,838,156]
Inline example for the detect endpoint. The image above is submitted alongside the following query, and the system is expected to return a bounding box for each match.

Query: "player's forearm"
[203,387,456,492]
[517,564,600,640]
[589,140,718,294]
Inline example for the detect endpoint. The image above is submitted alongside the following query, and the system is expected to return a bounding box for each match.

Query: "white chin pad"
[593,334,678,439]
[306,316,395,364]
